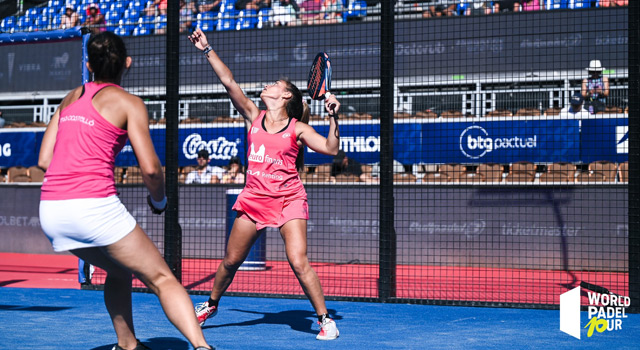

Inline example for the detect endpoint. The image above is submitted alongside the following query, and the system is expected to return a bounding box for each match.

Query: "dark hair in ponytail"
[280,80,306,171]
[282,80,303,122]
[87,31,128,83]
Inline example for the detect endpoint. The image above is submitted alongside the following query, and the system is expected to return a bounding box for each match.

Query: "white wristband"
[150,196,167,210]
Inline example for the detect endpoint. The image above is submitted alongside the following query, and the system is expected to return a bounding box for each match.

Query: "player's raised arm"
[188,28,260,123]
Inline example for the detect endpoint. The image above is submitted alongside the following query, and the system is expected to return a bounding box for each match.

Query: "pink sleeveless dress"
[233,111,309,230]
[41,82,128,200]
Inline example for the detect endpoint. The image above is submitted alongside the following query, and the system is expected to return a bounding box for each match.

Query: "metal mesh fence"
[0,1,636,311]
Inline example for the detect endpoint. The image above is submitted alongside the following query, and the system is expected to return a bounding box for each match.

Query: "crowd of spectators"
[0,0,629,35]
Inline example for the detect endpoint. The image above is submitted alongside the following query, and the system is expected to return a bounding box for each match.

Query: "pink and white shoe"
[194,301,218,327]
[316,317,339,340]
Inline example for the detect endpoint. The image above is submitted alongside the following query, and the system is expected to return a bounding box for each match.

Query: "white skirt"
[39,195,137,252]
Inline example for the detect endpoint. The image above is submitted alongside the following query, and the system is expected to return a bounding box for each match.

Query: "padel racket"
[307,52,335,110]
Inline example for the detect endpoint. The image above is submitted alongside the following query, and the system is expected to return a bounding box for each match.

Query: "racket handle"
[325,92,337,111]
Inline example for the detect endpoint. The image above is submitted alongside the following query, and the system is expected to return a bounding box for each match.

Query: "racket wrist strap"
[203,45,213,56]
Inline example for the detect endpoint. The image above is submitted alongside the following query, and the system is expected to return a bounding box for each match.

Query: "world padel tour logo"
[459,125,537,159]
[560,286,630,339]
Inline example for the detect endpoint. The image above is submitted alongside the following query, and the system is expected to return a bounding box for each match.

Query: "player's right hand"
[188,28,209,51]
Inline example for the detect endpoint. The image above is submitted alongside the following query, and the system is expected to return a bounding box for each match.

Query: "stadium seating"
[505,161,536,182]
[538,162,576,183]
[618,161,628,183]
[27,166,45,182]
[123,167,144,184]
[477,163,504,182]
[236,9,258,30]
[7,166,30,183]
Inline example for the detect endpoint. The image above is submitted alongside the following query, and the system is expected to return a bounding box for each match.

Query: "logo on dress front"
[249,143,266,163]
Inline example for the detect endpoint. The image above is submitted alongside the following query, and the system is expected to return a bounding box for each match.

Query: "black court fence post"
[378,0,396,301]
[164,1,182,281]
[628,1,639,314]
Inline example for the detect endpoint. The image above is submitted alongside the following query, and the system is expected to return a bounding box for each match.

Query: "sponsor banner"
[580,118,628,164]
[422,119,580,164]
[1,118,626,168]
[0,35,83,93]
[0,131,37,168]
[0,186,627,272]
[115,126,246,167]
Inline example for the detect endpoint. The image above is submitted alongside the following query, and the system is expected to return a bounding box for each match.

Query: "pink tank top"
[41,82,128,200]
[244,111,306,198]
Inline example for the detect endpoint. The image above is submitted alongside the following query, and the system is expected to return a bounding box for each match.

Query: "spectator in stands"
[582,59,609,114]
[496,0,521,12]
[371,159,405,179]
[185,149,225,184]
[235,0,272,11]
[60,6,80,29]
[300,0,324,24]
[271,0,300,26]
[0,111,5,128]
[145,0,168,16]
[38,31,212,350]
[521,0,543,11]
[422,0,457,18]
[464,1,496,16]
[560,93,590,118]
[198,0,222,13]
[180,0,196,33]
[599,0,628,6]
[82,4,105,33]
[320,0,344,23]
[330,150,377,183]
[220,156,245,184]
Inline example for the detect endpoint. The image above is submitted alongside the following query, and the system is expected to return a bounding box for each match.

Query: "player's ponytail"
[87,31,128,83]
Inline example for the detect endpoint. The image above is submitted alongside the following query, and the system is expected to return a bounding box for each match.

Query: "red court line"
[0,253,628,305]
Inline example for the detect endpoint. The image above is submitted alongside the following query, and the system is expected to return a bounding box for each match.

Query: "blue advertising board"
[421,119,581,164]
[0,116,628,169]
[0,131,38,168]
[580,118,628,164]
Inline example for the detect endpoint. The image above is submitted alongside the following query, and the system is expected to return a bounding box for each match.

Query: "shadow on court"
[204,308,342,336]
[91,337,190,350]
[0,304,71,312]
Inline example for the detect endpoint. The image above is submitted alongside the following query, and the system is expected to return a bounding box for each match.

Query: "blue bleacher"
[132,24,151,36]
[344,0,367,20]
[48,0,64,9]
[219,0,237,13]
[129,0,146,12]
[154,14,167,32]
[196,11,217,32]
[256,8,270,29]
[217,9,238,31]
[236,9,257,30]
[0,16,16,33]
[16,16,33,31]
[34,15,50,30]
[123,8,142,22]
[110,2,127,16]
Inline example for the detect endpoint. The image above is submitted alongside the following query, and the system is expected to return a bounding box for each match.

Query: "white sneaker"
[316,318,339,340]
[195,301,218,327]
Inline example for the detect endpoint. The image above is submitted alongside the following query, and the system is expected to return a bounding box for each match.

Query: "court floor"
[0,253,638,349]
